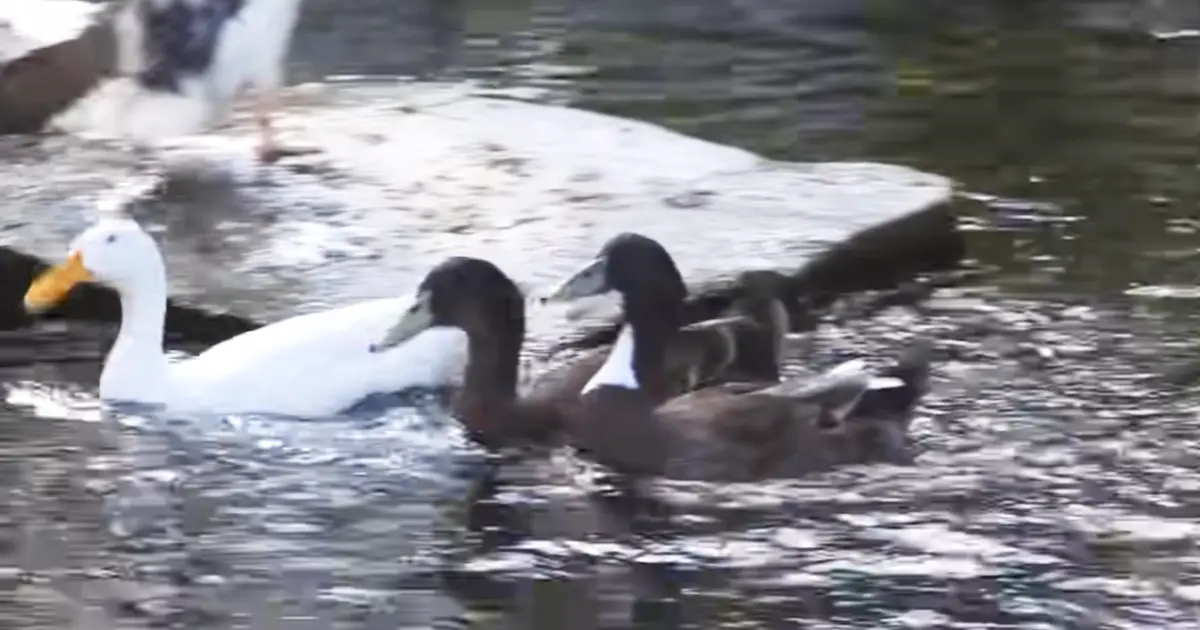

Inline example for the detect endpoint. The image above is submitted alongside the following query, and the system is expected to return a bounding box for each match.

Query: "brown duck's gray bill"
[370,291,433,353]
[542,257,608,303]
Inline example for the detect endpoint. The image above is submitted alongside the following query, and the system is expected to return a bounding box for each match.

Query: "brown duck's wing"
[0,13,117,134]
[703,380,781,395]
[669,315,782,391]
[712,312,785,384]
[660,360,884,442]
[657,388,794,441]
[525,347,608,402]
[542,273,771,358]
[528,330,732,405]
[657,385,910,480]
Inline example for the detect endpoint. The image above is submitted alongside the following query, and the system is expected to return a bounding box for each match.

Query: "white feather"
[826,358,868,378]
[166,298,468,416]
[581,325,639,394]
[868,376,905,390]
[825,359,905,391]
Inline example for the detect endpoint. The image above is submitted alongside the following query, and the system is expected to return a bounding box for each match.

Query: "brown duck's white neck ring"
[581,324,640,394]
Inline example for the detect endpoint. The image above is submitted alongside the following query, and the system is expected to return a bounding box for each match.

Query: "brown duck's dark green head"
[543,232,693,401]
[544,233,685,302]
[542,232,690,336]
[371,256,526,354]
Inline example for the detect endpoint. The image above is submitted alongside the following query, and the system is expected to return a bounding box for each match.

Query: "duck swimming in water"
[1,0,306,161]
[541,233,932,481]
[22,214,467,417]
[527,268,795,408]
[367,256,793,450]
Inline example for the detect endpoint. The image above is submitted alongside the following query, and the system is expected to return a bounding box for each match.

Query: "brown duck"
[541,232,933,481]
[365,256,789,450]
[528,267,795,407]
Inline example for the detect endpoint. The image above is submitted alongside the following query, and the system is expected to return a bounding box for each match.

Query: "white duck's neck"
[581,325,641,394]
[100,271,172,403]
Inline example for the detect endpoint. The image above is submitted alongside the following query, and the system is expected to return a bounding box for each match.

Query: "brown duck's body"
[544,232,933,482]
[448,332,565,451]
[571,356,924,482]
[367,255,794,453]
[447,311,724,447]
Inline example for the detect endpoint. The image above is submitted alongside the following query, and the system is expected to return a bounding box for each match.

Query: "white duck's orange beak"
[24,250,92,314]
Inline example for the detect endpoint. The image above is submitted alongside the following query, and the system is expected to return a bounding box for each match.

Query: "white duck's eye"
[106,234,117,244]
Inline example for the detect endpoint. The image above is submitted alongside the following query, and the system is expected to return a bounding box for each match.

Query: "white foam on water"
[3,381,104,422]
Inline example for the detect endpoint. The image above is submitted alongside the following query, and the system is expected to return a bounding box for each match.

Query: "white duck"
[22,216,468,417]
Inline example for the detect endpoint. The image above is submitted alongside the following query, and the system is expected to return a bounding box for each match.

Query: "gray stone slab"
[0,80,954,344]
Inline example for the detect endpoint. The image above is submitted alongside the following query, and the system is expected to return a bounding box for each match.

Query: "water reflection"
[6,297,1200,628]
[290,0,1200,297]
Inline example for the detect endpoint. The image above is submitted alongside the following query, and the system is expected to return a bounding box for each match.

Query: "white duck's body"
[24,217,468,418]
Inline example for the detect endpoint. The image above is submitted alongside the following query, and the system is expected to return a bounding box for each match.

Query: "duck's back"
[564,385,852,481]
[169,297,467,416]
[528,328,758,405]
[654,389,911,481]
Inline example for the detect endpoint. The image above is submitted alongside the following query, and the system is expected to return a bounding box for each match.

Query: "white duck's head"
[24,218,164,313]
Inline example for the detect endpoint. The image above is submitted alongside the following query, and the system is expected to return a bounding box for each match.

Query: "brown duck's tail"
[0,16,117,134]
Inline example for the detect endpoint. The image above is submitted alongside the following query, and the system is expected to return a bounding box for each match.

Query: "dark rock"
[0,246,259,343]
[789,198,965,309]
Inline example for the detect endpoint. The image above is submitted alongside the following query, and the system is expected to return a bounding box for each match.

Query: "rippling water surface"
[3,0,1200,627]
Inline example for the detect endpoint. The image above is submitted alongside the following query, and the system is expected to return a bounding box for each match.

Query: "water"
[3,0,1200,627]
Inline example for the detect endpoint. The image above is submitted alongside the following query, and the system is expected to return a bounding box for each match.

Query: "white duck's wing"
[170,296,468,417]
